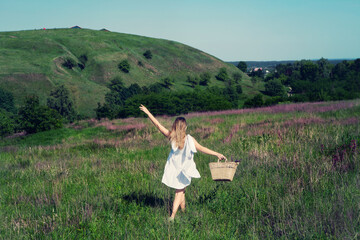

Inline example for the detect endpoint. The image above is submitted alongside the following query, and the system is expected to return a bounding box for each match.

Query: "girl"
[139,105,227,221]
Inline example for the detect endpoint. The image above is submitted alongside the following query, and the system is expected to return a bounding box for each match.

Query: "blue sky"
[1,0,359,61]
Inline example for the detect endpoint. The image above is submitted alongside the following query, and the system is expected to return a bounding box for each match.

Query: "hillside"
[0,28,254,116]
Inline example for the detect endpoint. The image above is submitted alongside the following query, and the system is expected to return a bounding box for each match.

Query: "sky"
[1,0,359,61]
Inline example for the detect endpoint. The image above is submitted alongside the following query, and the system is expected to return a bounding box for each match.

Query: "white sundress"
[161,134,201,189]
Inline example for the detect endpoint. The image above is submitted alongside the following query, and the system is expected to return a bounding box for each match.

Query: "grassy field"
[0,28,252,116]
[1,100,359,239]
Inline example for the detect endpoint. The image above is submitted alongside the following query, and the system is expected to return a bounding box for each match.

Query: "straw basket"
[209,159,239,181]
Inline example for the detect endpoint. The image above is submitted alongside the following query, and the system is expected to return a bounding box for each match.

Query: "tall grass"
[1,100,359,239]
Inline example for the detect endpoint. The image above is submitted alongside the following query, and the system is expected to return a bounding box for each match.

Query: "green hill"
[0,28,257,116]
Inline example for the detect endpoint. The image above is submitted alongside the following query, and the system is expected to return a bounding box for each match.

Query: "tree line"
[0,85,76,137]
[265,58,360,102]
[1,58,359,137]
[0,67,243,137]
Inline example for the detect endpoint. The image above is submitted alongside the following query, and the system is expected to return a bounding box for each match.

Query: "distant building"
[71,26,82,29]
[100,28,110,32]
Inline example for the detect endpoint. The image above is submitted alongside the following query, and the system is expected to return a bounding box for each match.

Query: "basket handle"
[217,157,228,162]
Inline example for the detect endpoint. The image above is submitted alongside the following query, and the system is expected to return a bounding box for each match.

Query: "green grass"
[1,100,359,239]
[0,28,253,116]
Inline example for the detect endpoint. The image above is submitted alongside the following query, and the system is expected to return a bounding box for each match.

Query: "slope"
[0,28,256,116]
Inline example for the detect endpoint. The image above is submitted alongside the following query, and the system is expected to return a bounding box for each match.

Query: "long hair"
[169,117,187,149]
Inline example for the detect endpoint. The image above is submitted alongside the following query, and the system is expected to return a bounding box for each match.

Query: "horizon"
[1,0,360,61]
[1,27,357,63]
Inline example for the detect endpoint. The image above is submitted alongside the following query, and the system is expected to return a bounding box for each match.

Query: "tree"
[143,50,153,59]
[0,109,15,137]
[215,68,229,81]
[118,60,130,73]
[199,72,211,86]
[265,79,286,97]
[300,61,319,81]
[232,73,242,83]
[0,87,15,113]
[317,58,332,79]
[236,84,243,94]
[224,79,239,107]
[237,61,247,72]
[243,94,264,108]
[19,95,63,134]
[251,76,261,86]
[47,85,76,123]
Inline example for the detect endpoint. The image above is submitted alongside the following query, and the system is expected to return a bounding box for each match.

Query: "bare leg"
[170,188,185,219]
[180,190,185,212]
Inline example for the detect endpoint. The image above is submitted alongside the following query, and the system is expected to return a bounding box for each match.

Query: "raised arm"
[140,104,170,137]
[192,137,227,161]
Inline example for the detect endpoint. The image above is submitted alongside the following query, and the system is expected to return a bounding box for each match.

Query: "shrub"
[118,60,130,73]
[0,109,16,137]
[187,76,199,88]
[62,57,76,69]
[215,68,229,81]
[79,54,88,64]
[233,73,242,83]
[162,77,173,89]
[47,85,77,123]
[18,95,63,134]
[236,84,243,94]
[243,94,264,108]
[0,87,15,113]
[143,50,152,59]
[199,72,211,86]
[265,79,286,97]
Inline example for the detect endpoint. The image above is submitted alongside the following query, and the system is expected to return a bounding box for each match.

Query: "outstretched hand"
[139,104,150,115]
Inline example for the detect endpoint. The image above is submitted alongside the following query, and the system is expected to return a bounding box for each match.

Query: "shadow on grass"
[122,192,170,207]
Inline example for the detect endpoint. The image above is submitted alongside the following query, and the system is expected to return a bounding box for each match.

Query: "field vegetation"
[1,99,359,239]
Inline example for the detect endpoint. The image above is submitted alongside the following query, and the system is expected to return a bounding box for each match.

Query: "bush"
[265,79,286,97]
[79,54,88,64]
[95,103,120,120]
[199,72,211,86]
[236,84,243,94]
[118,60,130,73]
[143,50,152,59]
[47,85,77,123]
[233,73,242,83]
[0,87,15,113]
[187,76,199,88]
[215,68,229,81]
[62,57,76,69]
[19,95,63,134]
[243,94,264,108]
[0,109,16,137]
[161,77,173,89]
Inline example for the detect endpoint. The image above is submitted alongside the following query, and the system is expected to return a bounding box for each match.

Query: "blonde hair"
[169,117,187,149]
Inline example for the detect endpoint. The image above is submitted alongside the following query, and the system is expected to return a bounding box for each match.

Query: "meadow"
[0,100,359,239]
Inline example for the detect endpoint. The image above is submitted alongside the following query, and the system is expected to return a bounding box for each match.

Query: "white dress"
[161,134,201,189]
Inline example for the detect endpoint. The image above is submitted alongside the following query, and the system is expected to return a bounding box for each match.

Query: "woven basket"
[209,160,238,181]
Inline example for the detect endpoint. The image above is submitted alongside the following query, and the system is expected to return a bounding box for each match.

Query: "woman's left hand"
[217,154,227,161]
